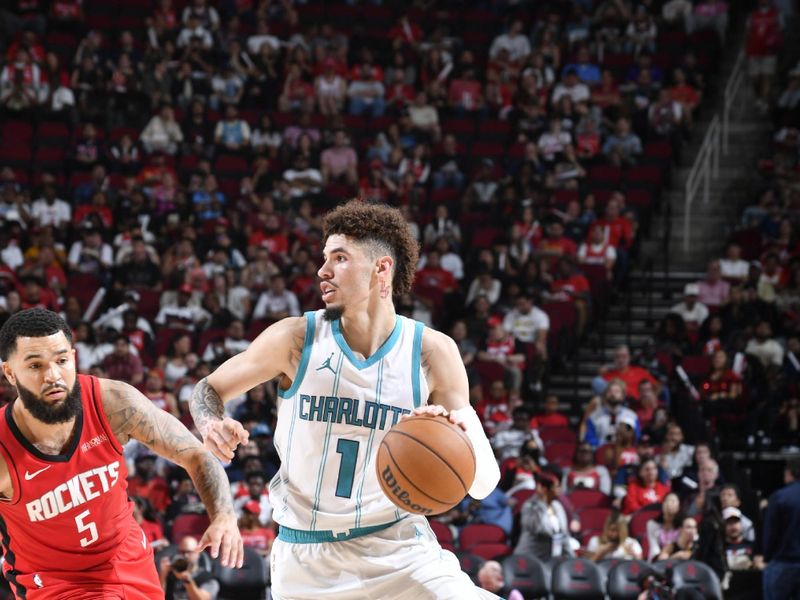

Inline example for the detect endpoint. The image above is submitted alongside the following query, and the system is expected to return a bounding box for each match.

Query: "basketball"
[376,414,476,515]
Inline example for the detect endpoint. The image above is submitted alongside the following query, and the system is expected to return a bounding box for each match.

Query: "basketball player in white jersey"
[190,201,501,599]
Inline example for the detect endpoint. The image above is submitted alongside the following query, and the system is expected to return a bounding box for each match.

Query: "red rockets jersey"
[0,375,139,581]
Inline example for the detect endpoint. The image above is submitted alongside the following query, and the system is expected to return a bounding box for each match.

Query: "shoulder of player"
[97,377,150,443]
[250,315,307,352]
[420,326,459,380]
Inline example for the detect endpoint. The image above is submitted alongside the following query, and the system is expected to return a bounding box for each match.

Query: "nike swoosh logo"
[141,529,147,549]
[24,466,51,480]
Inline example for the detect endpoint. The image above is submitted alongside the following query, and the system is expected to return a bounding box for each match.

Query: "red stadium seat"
[468,543,512,561]
[680,355,711,381]
[428,520,454,547]
[568,489,612,510]
[577,507,612,532]
[509,489,535,515]
[539,427,577,446]
[472,360,506,392]
[170,513,210,544]
[460,524,507,551]
[544,441,577,466]
[629,507,661,540]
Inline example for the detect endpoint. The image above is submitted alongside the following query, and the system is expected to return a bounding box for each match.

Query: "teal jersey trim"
[278,519,401,544]
[277,311,317,399]
[354,358,384,529]
[332,316,402,370]
[310,351,344,530]
[411,320,424,409]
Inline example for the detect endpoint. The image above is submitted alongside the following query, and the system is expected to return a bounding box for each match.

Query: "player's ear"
[376,255,394,277]
[2,361,15,386]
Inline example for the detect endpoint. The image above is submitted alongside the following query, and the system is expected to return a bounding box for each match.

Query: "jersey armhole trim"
[0,438,21,506]
[411,321,424,409]
[278,311,317,399]
[90,374,125,455]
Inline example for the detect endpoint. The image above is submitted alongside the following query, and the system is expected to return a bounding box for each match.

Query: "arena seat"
[502,554,549,600]
[551,558,604,600]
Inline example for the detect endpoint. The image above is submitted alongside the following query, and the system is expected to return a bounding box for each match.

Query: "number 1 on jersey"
[335,438,359,498]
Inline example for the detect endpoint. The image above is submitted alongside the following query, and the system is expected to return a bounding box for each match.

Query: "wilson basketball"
[376,414,476,515]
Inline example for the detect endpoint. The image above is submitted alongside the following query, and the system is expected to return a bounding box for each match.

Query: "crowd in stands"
[0,0,798,597]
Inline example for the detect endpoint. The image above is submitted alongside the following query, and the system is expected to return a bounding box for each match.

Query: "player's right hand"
[201,417,249,462]
[405,405,467,431]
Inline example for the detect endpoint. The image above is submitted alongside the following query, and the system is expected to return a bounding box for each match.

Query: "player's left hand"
[404,405,467,431]
[199,513,244,569]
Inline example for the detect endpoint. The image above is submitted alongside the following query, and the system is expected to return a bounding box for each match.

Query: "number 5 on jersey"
[76,509,98,547]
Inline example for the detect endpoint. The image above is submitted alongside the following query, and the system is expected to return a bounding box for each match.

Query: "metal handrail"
[723,52,747,155]
[683,115,721,253]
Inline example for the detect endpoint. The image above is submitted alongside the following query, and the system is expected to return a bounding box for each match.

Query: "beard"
[17,378,82,425]
[323,305,345,322]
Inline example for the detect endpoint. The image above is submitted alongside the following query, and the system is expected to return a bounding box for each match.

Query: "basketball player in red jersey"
[0,308,243,599]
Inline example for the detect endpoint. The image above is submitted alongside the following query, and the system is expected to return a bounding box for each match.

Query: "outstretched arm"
[190,315,307,461]
[100,378,243,568]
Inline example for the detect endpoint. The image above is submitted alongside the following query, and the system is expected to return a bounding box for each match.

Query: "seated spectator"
[720,242,750,282]
[143,367,179,417]
[0,48,41,114]
[694,0,730,44]
[477,316,526,397]
[408,91,440,142]
[622,457,670,515]
[583,379,640,449]
[552,68,590,105]
[646,492,685,560]
[252,274,301,321]
[537,118,572,164]
[19,275,59,312]
[697,260,731,308]
[492,406,543,462]
[684,459,721,518]
[31,181,71,229]
[598,413,640,471]
[636,380,660,430]
[348,64,386,117]
[587,511,643,561]
[670,67,702,122]
[430,135,466,190]
[477,560,524,600]
[625,7,657,56]
[159,535,220,600]
[548,256,591,335]
[141,105,183,155]
[155,285,211,332]
[720,483,756,543]
[238,500,275,557]
[657,516,699,561]
[503,293,549,365]
[214,104,250,152]
[578,220,617,279]
[723,506,762,571]
[515,471,575,561]
[314,58,346,117]
[246,19,279,56]
[320,130,357,186]
[602,118,642,167]
[68,225,113,278]
[490,19,530,63]
[594,344,658,402]
[670,283,710,331]
[700,349,744,412]
[101,334,144,386]
[532,394,570,429]
[128,453,171,513]
[465,267,502,307]
[448,67,484,115]
[648,88,684,139]
[282,154,323,200]
[563,441,612,495]
[457,486,514,536]
[660,423,695,480]
[746,320,784,373]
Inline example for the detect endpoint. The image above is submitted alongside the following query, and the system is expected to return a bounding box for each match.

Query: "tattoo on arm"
[102,379,235,519]
[189,377,225,435]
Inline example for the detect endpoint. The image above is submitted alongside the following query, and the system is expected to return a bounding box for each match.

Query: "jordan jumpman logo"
[316,352,336,374]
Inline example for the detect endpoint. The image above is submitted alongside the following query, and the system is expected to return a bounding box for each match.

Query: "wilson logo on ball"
[380,465,434,515]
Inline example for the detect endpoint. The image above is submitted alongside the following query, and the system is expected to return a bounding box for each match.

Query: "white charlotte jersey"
[270,310,429,533]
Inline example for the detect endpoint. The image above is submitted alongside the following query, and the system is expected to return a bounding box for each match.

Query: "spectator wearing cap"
[142,367,179,416]
[670,283,710,330]
[584,379,641,449]
[724,506,762,571]
[127,453,171,513]
[31,180,71,228]
[238,499,275,557]
[515,470,575,561]
[155,284,211,332]
[101,334,144,386]
[622,457,670,515]
[720,483,756,542]
[320,130,358,186]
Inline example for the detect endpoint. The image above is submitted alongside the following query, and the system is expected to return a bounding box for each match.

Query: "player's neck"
[338,299,396,360]
[12,400,78,456]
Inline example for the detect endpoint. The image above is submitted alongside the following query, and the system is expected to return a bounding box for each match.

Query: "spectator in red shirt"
[101,334,144,386]
[746,0,783,111]
[127,453,171,513]
[594,344,659,401]
[548,256,591,335]
[18,275,59,311]
[415,249,457,293]
[537,218,577,268]
[478,316,526,398]
[448,67,485,115]
[388,15,422,52]
[385,70,415,112]
[238,500,275,556]
[531,394,570,429]
[248,214,289,263]
[622,457,670,514]
[476,379,512,437]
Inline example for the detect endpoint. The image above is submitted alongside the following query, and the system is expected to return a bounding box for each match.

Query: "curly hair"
[323,200,419,295]
[0,308,73,361]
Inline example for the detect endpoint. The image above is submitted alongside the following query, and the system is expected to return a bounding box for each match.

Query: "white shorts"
[749,55,777,77]
[270,515,500,600]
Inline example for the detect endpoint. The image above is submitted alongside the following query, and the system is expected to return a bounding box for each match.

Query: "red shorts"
[9,521,163,599]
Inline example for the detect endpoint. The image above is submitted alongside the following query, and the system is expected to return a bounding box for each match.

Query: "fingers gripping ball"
[376,414,476,515]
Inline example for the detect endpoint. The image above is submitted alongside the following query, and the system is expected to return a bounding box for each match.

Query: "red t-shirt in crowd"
[602,365,658,401]
[622,479,670,514]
